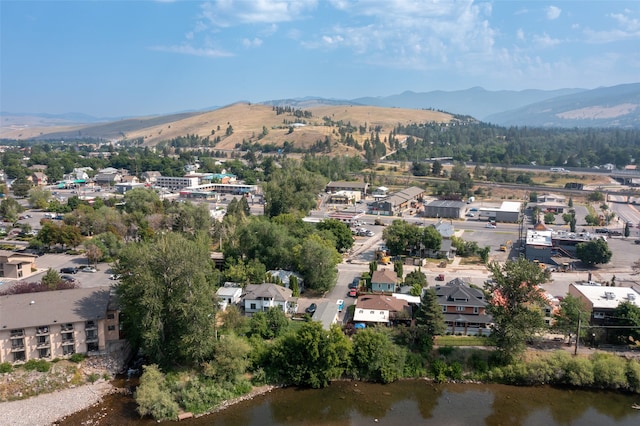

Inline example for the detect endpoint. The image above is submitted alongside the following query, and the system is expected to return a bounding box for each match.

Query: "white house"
[216,285,242,311]
[243,284,298,315]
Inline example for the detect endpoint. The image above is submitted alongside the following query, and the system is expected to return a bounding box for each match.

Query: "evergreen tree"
[414,287,445,353]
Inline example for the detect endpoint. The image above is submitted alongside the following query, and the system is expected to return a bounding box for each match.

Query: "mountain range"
[0,83,638,143]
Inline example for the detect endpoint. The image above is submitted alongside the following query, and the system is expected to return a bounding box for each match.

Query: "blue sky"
[1,0,639,117]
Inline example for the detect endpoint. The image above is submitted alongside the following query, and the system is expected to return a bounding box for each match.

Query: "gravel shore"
[0,381,113,426]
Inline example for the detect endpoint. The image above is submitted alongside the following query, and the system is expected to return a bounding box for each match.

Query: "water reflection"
[59,381,640,426]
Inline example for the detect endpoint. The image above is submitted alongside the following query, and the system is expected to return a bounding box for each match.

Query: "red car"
[348,288,358,297]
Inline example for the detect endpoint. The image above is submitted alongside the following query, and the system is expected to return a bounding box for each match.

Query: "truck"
[375,249,391,265]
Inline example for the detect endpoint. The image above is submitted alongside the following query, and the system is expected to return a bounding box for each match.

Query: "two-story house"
[243,283,298,316]
[353,294,411,326]
[435,278,492,336]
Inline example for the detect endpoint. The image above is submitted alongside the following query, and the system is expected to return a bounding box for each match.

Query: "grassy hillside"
[1,103,454,154]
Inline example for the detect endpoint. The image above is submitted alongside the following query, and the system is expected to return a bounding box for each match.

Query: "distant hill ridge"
[1,83,638,143]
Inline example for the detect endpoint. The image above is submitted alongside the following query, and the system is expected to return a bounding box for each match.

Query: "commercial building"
[423,200,466,219]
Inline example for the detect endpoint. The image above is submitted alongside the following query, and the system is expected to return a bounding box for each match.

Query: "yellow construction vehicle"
[500,240,513,252]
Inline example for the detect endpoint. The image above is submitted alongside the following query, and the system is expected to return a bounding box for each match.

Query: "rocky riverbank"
[0,381,114,426]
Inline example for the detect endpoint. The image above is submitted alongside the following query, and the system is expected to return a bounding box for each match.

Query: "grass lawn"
[436,335,493,346]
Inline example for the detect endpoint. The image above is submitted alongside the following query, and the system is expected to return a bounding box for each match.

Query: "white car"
[485,223,497,228]
[81,266,97,273]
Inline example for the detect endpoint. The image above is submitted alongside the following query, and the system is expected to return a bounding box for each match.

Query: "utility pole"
[574,311,581,355]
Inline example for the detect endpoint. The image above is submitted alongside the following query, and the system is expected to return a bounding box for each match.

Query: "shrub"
[430,359,448,383]
[69,353,85,363]
[591,353,628,390]
[0,362,12,373]
[87,373,100,383]
[136,364,180,420]
[22,359,50,372]
[625,359,640,393]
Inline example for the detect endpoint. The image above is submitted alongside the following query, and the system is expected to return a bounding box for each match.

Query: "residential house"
[243,283,298,316]
[0,250,38,279]
[353,294,411,325]
[569,284,640,326]
[121,175,139,184]
[141,171,162,184]
[428,221,457,259]
[0,287,124,364]
[266,270,304,291]
[371,269,398,293]
[216,285,243,311]
[435,278,492,336]
[31,172,48,186]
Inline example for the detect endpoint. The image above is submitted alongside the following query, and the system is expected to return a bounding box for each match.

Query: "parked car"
[60,267,78,274]
[348,288,358,297]
[305,303,317,315]
[635,239,640,245]
[81,266,97,273]
[336,299,344,312]
[109,274,122,280]
[466,212,475,217]
[60,275,76,282]
[485,223,497,228]
[349,278,360,289]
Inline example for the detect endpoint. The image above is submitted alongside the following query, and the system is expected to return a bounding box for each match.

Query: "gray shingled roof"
[0,287,112,330]
[435,278,487,308]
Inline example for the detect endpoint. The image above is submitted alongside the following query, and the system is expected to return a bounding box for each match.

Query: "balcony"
[36,326,50,336]
[10,330,24,338]
[85,321,97,331]
[61,324,74,332]
[86,332,98,343]
[37,341,50,349]
[11,344,25,351]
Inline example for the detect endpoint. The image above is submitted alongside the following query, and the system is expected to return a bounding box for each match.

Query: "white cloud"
[150,43,233,57]
[546,6,561,21]
[532,33,561,48]
[242,37,263,48]
[609,11,640,32]
[517,29,525,41]
[200,0,318,26]
[583,10,640,44]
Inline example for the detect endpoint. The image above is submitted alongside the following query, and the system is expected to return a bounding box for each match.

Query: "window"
[593,312,605,319]
[61,323,73,332]
[11,338,24,349]
[456,306,465,311]
[250,303,256,310]
[85,320,96,329]
[107,325,116,331]
[38,348,50,359]
[442,306,447,312]
[63,345,75,356]
[62,332,74,343]
[473,307,479,314]
[37,335,49,346]
[107,313,115,320]
[10,329,24,338]
[13,351,25,362]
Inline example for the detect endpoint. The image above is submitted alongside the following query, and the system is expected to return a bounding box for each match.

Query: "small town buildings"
[0,287,123,364]
[325,181,369,197]
[156,175,199,191]
[328,190,361,204]
[525,229,553,264]
[93,172,123,186]
[568,284,640,325]
[369,186,426,216]
[353,294,411,325]
[114,182,146,194]
[370,269,398,293]
[435,278,492,336]
[423,200,466,219]
[478,201,521,223]
[0,250,38,279]
[243,284,298,316]
[141,171,162,184]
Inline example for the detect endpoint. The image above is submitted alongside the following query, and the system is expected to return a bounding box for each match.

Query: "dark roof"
[0,287,112,330]
[443,313,493,324]
[435,278,486,308]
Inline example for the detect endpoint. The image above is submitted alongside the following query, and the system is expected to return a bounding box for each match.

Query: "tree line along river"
[59,380,640,425]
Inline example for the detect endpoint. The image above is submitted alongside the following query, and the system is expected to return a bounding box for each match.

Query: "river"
[58,379,640,425]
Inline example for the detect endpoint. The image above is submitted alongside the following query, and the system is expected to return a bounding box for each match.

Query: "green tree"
[290,274,300,297]
[115,232,219,367]
[478,246,491,264]
[296,235,341,292]
[0,196,24,222]
[611,301,640,344]
[41,268,61,289]
[568,197,574,208]
[203,333,251,383]
[624,222,630,238]
[135,364,179,421]
[404,269,427,288]
[393,260,403,279]
[449,162,473,195]
[421,226,443,254]
[267,323,351,388]
[544,212,556,224]
[316,219,353,253]
[248,307,288,339]
[414,287,446,353]
[553,294,591,339]
[431,160,442,176]
[576,238,612,266]
[351,328,405,383]
[485,258,550,364]
[11,177,32,198]
[28,187,51,209]
[587,191,604,202]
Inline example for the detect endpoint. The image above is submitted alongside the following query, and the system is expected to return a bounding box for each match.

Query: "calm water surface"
[60,380,640,425]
